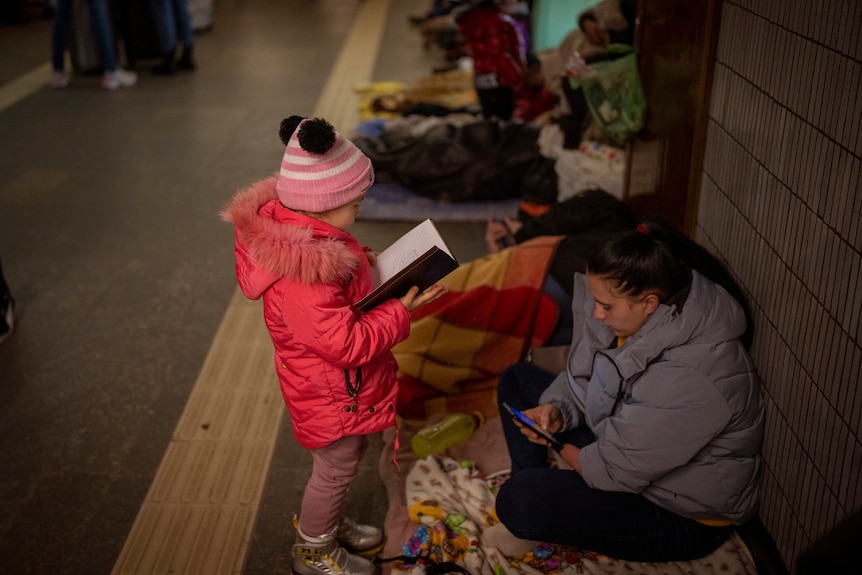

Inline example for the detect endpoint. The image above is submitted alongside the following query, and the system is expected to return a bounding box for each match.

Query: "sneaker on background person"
[0,257,14,345]
[50,70,71,89]
[101,68,138,90]
[50,0,138,92]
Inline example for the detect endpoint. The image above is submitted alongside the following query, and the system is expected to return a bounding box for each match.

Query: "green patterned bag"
[569,45,646,144]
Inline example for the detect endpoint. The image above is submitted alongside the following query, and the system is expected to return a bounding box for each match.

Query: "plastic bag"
[569,45,646,145]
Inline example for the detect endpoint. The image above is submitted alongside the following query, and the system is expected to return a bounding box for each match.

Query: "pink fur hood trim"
[220,177,360,299]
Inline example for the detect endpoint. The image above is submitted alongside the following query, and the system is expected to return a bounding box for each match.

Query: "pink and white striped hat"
[276,116,375,212]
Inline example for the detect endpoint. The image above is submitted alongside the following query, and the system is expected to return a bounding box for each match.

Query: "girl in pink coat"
[221,116,445,575]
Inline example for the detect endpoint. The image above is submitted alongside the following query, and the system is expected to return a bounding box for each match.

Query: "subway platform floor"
[0,1,489,573]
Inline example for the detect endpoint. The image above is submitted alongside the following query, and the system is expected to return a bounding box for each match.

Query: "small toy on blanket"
[396,456,602,575]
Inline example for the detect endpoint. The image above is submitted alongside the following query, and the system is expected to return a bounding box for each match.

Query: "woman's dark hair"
[587,216,754,348]
[578,10,599,30]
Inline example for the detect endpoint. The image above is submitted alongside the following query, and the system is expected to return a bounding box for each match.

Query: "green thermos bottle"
[411,411,485,459]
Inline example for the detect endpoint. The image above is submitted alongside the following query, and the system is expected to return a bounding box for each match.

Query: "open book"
[353,219,459,312]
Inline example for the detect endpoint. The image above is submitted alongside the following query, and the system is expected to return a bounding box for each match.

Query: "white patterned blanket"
[378,418,758,575]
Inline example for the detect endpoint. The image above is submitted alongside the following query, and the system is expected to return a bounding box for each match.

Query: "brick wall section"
[696,0,861,571]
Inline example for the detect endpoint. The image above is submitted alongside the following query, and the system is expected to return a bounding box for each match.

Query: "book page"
[371,219,453,288]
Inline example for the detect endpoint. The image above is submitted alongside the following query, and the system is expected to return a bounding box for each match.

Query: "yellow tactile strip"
[0,62,51,114]
[315,0,391,133]
[111,2,391,573]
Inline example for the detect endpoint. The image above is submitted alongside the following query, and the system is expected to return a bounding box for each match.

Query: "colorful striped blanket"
[393,236,564,421]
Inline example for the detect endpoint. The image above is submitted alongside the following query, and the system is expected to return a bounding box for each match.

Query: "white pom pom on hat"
[276,116,375,213]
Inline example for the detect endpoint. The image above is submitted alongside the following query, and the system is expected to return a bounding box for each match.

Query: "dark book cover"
[353,246,458,312]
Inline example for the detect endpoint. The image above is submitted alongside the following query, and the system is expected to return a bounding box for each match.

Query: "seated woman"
[495,217,764,562]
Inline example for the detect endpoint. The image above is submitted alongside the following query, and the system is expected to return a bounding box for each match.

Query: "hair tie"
[636,224,650,235]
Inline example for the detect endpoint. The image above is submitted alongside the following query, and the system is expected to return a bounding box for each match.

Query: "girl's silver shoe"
[292,524,377,575]
[336,516,384,557]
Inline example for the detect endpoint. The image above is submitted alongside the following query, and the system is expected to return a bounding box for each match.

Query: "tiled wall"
[696,0,861,571]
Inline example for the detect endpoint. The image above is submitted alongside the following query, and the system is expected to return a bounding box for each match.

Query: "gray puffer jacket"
[541,271,764,524]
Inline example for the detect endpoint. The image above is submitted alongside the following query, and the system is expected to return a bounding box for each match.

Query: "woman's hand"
[524,403,564,434]
[515,403,564,446]
[519,404,582,474]
[399,284,447,312]
[564,51,594,80]
[485,217,521,253]
[365,251,378,266]
[559,444,583,475]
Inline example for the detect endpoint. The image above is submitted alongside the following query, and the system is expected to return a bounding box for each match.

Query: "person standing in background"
[456,0,525,121]
[50,0,138,90]
[0,255,14,344]
[150,0,196,75]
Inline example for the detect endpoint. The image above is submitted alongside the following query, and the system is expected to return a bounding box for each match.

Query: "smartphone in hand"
[503,402,564,451]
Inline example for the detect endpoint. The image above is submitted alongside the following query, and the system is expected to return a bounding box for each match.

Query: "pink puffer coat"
[221,178,410,449]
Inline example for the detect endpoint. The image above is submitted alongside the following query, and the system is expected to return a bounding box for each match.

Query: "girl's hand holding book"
[399,284,447,312]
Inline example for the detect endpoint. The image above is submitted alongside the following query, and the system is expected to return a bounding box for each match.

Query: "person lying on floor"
[485,188,635,345]
[485,188,634,293]
[494,216,764,562]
